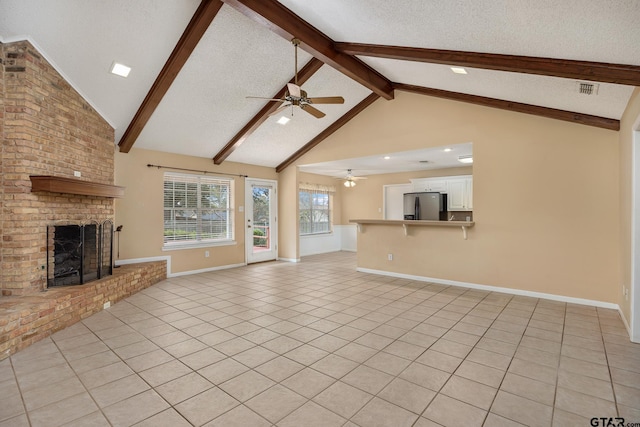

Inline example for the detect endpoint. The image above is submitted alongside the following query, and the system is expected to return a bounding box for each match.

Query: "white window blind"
[163,172,234,246]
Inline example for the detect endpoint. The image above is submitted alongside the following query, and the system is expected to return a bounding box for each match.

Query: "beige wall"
[277,166,299,260]
[115,89,627,307]
[288,90,620,304]
[115,148,277,274]
[619,88,640,324]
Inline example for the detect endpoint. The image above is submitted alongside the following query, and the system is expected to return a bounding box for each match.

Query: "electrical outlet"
[103,301,111,309]
[205,251,210,258]
[74,171,81,177]
[388,253,393,261]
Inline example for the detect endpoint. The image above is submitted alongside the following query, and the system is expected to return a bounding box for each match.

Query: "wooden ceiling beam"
[336,43,640,86]
[213,58,324,164]
[221,0,394,100]
[394,83,619,131]
[276,93,380,173]
[118,0,223,153]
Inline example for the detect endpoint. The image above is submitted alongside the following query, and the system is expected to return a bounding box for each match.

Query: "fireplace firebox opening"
[46,220,114,288]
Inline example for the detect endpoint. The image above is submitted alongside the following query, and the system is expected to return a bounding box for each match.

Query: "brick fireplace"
[1,40,115,296]
[0,40,167,359]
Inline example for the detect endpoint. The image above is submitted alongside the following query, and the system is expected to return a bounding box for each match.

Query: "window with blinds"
[163,172,234,246]
[299,188,332,235]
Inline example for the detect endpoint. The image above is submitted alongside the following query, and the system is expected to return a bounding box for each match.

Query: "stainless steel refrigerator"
[403,192,447,220]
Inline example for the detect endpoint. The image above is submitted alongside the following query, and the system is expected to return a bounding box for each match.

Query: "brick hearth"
[0,261,166,360]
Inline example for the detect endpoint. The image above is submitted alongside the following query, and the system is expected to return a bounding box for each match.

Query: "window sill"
[162,240,237,251]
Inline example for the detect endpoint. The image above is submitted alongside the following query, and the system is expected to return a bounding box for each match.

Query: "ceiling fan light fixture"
[110,61,131,78]
[344,179,356,188]
[458,155,473,164]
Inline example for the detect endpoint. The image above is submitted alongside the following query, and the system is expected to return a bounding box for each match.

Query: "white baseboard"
[357,267,620,310]
[619,308,633,341]
[277,257,300,263]
[168,263,246,278]
[301,248,341,256]
[116,256,248,278]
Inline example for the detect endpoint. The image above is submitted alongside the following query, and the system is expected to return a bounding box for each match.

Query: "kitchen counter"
[349,219,474,239]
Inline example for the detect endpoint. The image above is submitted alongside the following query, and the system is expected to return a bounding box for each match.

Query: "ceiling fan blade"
[287,83,301,98]
[246,96,285,102]
[269,104,292,116]
[300,104,325,118]
[307,96,345,104]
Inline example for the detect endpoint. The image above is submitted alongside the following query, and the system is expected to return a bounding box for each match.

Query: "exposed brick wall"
[0,261,167,360]
[1,40,115,295]
[1,43,5,287]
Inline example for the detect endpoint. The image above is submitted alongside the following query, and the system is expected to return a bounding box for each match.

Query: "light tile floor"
[2,252,640,426]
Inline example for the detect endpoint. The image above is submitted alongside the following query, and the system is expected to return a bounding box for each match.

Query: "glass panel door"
[246,179,277,263]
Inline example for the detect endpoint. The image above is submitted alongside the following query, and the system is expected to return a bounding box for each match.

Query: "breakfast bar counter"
[349,219,475,239]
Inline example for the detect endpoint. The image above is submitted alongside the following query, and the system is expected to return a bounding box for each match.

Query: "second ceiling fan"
[248,38,344,119]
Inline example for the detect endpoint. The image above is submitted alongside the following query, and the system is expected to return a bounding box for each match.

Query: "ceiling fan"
[247,38,344,119]
[336,169,367,187]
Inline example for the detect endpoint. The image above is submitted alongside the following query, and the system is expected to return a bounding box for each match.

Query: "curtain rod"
[147,164,248,178]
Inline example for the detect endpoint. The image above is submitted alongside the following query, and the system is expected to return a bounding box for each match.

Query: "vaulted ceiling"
[1,0,638,176]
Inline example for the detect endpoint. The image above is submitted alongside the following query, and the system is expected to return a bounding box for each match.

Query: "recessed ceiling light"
[458,155,473,164]
[383,156,391,160]
[277,116,290,125]
[110,62,131,78]
[443,148,452,152]
[451,67,467,74]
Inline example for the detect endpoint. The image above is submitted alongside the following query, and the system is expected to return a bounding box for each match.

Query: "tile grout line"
[416,289,521,426]
[596,307,621,419]
[8,349,32,426]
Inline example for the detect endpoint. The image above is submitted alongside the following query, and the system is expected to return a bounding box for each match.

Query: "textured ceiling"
[277,0,640,63]
[227,65,371,167]
[361,58,633,119]
[1,0,638,174]
[134,5,314,160]
[0,0,200,130]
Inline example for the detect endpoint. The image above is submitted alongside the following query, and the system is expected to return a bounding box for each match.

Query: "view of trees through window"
[299,190,331,235]
[163,173,233,244]
[252,186,270,247]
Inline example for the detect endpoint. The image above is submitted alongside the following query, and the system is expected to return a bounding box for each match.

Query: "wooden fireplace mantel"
[30,176,125,198]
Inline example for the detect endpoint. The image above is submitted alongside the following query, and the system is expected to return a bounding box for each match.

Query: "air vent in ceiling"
[576,81,599,95]
[419,160,431,164]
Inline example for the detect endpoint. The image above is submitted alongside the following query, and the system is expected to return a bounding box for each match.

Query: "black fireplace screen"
[47,221,113,287]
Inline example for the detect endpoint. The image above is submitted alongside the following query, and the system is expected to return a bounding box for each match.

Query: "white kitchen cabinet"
[447,176,473,211]
[411,178,448,193]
